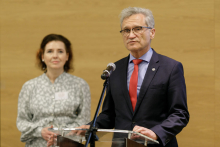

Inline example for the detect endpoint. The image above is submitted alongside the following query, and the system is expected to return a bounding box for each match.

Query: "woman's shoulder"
[64,73,89,86]
[22,74,45,88]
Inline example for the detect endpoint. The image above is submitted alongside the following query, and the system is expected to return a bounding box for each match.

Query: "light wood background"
[1,0,220,147]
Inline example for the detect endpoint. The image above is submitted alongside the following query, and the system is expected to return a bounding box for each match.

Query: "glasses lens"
[133,27,143,34]
[121,27,145,36]
[123,29,130,36]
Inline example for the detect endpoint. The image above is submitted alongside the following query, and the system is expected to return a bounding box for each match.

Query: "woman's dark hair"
[36,34,73,72]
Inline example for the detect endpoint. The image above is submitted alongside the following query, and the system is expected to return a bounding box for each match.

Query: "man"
[94,7,189,147]
[50,7,189,147]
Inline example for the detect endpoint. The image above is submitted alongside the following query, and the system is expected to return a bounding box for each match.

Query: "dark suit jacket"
[95,49,189,147]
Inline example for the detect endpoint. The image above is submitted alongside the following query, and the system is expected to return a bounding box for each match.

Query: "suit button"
[132,121,135,124]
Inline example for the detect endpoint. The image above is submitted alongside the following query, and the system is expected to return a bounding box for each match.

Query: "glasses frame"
[120,26,152,36]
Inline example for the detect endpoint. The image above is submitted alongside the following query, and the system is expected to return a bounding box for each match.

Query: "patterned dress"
[16,72,91,147]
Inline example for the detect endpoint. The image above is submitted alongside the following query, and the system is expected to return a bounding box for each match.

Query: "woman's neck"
[46,69,64,84]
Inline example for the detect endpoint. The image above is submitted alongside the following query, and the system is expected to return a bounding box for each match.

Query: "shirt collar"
[129,48,153,63]
[42,72,67,84]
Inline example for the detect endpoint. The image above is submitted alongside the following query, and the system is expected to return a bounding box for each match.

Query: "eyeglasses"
[120,26,152,36]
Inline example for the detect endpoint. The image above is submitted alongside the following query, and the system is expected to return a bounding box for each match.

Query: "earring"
[42,59,44,62]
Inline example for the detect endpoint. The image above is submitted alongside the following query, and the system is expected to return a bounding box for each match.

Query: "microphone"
[101,63,116,80]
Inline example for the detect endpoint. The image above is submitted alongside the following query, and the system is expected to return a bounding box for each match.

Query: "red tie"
[129,59,143,111]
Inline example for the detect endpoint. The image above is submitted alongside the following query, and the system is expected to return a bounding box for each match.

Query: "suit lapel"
[120,55,134,115]
[134,50,160,114]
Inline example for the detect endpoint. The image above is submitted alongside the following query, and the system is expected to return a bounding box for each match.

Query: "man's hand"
[70,125,90,136]
[132,125,158,140]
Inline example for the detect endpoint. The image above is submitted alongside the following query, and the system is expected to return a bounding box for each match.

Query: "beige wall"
[1,0,220,146]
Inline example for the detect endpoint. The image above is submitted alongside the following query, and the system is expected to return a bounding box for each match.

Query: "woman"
[16,34,91,147]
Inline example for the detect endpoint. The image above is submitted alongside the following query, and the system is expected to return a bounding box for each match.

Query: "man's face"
[121,14,155,56]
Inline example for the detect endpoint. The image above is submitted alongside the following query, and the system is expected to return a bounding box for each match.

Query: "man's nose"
[128,30,136,38]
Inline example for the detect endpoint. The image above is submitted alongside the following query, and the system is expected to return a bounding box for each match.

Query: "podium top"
[49,128,159,145]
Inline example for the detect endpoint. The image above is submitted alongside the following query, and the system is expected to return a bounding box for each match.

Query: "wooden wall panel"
[215,0,220,147]
[0,0,218,147]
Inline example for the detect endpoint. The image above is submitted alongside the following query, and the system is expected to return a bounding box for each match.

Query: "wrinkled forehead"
[121,14,146,29]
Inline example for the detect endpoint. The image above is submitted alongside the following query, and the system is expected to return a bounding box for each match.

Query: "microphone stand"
[85,78,109,147]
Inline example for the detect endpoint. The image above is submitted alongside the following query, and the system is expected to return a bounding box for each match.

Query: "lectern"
[49,128,159,147]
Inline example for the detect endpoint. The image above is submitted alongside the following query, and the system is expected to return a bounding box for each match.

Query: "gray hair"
[120,7,155,28]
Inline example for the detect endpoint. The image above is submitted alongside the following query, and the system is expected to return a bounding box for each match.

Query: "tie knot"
[132,59,143,65]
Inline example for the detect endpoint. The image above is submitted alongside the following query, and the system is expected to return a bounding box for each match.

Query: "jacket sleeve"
[150,62,190,146]
[16,82,43,143]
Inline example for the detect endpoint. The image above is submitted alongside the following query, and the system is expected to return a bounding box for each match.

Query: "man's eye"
[124,29,130,33]
[135,27,142,31]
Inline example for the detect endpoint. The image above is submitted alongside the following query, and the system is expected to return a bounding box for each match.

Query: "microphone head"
[101,63,116,80]
[107,63,116,71]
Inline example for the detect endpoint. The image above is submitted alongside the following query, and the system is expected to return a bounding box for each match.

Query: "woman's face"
[42,41,69,72]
